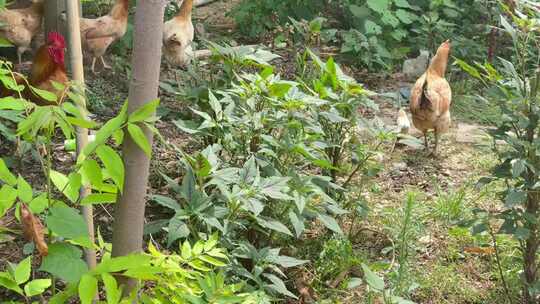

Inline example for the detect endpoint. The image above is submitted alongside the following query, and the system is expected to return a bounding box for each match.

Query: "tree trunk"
[66,0,96,271]
[111,0,167,293]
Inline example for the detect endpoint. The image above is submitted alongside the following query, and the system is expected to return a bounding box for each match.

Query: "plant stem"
[488,224,512,304]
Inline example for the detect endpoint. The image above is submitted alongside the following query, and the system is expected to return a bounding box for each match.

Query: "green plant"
[230,0,325,39]
[315,237,361,285]
[458,3,540,303]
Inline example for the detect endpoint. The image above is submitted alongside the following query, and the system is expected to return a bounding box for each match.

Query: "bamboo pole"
[65,0,97,271]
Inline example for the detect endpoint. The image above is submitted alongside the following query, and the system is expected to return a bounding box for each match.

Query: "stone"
[403,50,429,80]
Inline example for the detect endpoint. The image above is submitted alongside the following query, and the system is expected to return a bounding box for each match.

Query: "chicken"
[0,32,68,106]
[396,108,411,135]
[163,0,195,68]
[80,0,129,73]
[0,0,44,65]
[410,40,452,155]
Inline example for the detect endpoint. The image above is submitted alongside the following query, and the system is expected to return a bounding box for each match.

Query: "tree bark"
[66,0,96,271]
[111,0,166,293]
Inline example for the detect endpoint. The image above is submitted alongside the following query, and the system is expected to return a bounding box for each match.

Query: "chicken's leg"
[423,133,429,151]
[433,131,440,156]
[100,57,111,70]
[91,57,97,74]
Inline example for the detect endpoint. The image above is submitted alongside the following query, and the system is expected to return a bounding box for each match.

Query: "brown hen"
[410,40,452,155]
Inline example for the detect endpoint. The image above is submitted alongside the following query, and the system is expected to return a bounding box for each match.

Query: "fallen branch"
[194,0,217,7]
[193,44,259,59]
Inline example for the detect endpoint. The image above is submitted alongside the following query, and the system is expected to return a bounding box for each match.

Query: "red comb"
[47,32,65,47]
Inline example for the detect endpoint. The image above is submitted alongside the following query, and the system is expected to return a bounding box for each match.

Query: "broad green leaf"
[24,279,51,297]
[127,123,152,158]
[0,185,17,217]
[29,193,48,214]
[128,99,159,123]
[151,195,180,211]
[14,256,31,284]
[366,0,390,13]
[102,273,122,304]
[348,277,363,289]
[198,255,227,267]
[270,255,308,268]
[40,243,88,283]
[181,240,192,260]
[17,176,33,203]
[364,20,382,35]
[93,254,152,275]
[361,264,384,291]
[0,272,23,295]
[393,0,412,8]
[258,218,293,237]
[505,190,527,207]
[264,273,297,299]
[46,206,89,240]
[80,193,117,205]
[96,146,124,192]
[288,211,304,238]
[167,216,190,247]
[395,9,416,24]
[81,159,103,189]
[79,274,98,304]
[318,213,343,234]
[0,97,26,110]
[0,158,16,185]
[49,170,80,203]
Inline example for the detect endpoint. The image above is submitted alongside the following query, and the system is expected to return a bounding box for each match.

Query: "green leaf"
[46,206,89,240]
[364,20,382,35]
[366,0,390,13]
[40,243,88,283]
[198,255,227,267]
[167,216,190,247]
[24,279,51,297]
[80,159,103,189]
[511,159,526,178]
[151,195,180,211]
[29,193,48,214]
[93,254,152,275]
[127,123,152,158]
[395,9,416,24]
[361,264,384,291]
[264,273,297,299]
[0,185,17,217]
[102,273,122,304]
[318,213,343,234]
[14,256,31,285]
[505,190,527,207]
[128,99,159,123]
[80,193,117,205]
[181,240,192,260]
[288,211,304,238]
[0,272,23,295]
[17,176,33,203]
[0,97,26,110]
[393,0,412,8]
[96,145,124,192]
[271,255,308,268]
[79,274,98,304]
[0,158,16,185]
[257,218,293,237]
[49,170,81,203]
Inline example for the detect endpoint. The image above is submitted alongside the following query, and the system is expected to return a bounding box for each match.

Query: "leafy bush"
[151,45,385,299]
[458,3,540,303]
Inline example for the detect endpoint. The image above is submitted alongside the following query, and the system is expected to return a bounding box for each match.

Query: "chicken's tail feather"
[419,79,430,110]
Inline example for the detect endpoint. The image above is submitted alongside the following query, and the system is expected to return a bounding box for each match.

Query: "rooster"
[410,40,452,155]
[80,0,129,73]
[0,32,68,106]
[0,0,45,65]
[163,0,195,68]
